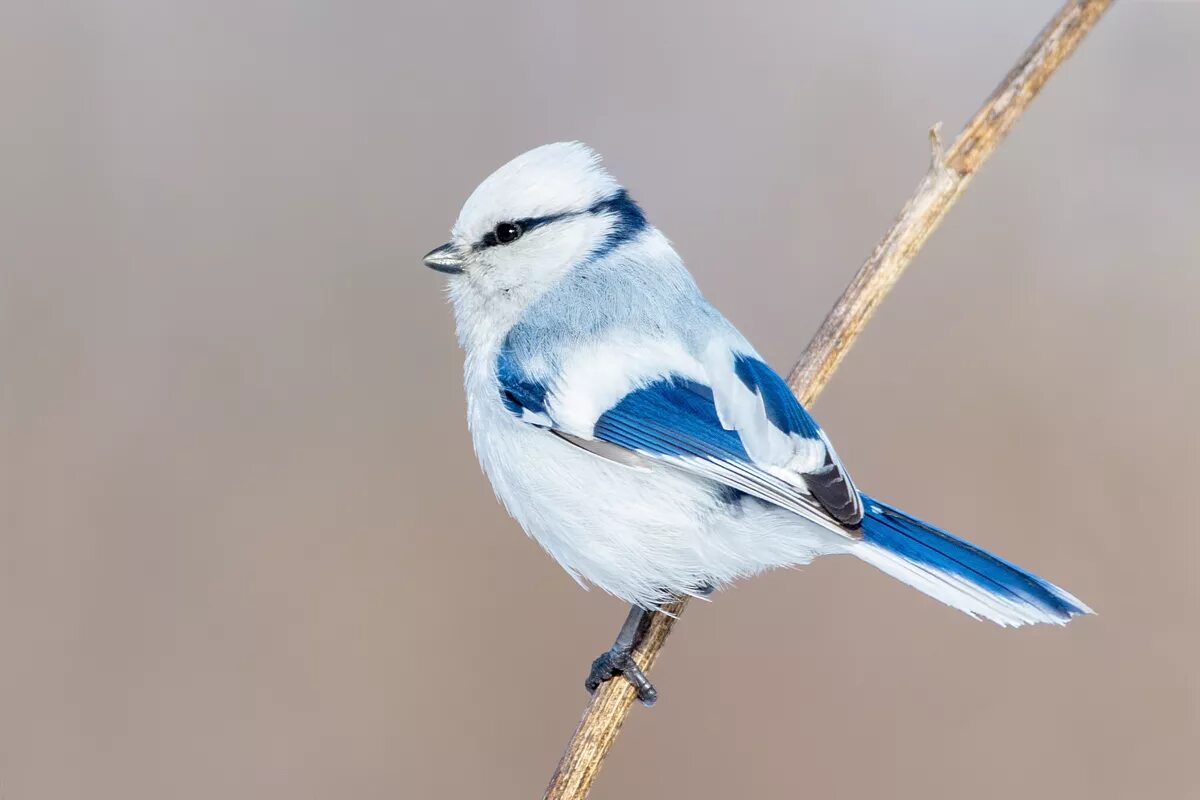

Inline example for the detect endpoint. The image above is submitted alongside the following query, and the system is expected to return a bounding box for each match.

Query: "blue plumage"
[732,354,821,439]
[583,189,648,262]
[858,495,1089,621]
[496,345,549,415]
[594,377,750,460]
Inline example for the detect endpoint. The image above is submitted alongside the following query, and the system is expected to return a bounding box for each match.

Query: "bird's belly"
[468,398,732,603]
[467,397,843,607]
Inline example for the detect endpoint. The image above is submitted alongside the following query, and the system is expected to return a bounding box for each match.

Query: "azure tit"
[424,142,1090,705]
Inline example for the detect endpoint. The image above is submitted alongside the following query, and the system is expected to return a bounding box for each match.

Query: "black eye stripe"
[477,213,566,249]
[474,190,645,251]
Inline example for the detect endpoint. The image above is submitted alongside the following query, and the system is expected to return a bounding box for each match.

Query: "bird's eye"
[493,221,522,245]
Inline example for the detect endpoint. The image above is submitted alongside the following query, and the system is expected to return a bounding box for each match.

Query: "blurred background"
[2,1,1197,798]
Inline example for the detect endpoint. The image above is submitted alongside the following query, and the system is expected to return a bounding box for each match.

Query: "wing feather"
[589,376,861,539]
[496,333,862,533]
[704,344,863,525]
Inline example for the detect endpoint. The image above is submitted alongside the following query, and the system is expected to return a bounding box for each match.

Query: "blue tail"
[853,494,1092,627]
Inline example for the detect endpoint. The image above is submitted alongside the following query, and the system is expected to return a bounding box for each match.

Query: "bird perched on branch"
[424,142,1091,705]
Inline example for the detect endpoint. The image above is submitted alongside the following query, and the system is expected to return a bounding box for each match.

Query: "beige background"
[3,2,1198,798]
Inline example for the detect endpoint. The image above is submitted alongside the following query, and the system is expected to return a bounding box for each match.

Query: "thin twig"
[544,3,1114,798]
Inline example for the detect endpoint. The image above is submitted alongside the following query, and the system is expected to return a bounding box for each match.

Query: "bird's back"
[497,227,738,395]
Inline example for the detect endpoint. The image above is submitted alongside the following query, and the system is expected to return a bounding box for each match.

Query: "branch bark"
[544,3,1114,798]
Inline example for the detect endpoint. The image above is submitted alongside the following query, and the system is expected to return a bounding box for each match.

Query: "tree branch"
[544,3,1114,798]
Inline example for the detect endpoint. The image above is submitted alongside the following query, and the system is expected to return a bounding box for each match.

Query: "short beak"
[423,242,465,274]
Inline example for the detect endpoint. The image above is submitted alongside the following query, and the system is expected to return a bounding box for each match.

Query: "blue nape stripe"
[594,377,750,461]
[496,346,548,415]
[584,189,647,261]
[858,494,1086,618]
[732,355,821,439]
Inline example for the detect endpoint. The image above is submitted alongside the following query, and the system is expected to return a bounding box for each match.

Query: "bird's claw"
[585,649,657,706]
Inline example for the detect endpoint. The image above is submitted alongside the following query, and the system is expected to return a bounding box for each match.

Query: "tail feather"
[853,494,1092,627]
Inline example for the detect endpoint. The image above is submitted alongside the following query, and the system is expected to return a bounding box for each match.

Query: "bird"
[423,142,1091,705]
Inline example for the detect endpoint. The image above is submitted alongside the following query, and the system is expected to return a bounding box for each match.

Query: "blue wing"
[592,373,862,529]
[497,338,863,532]
[593,377,752,462]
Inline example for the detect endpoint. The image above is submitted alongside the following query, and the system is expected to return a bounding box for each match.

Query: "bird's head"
[423,143,649,327]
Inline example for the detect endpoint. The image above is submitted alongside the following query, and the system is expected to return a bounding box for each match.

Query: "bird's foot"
[585,648,657,707]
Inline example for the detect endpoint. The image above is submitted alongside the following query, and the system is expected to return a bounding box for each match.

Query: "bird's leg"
[585,604,657,706]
